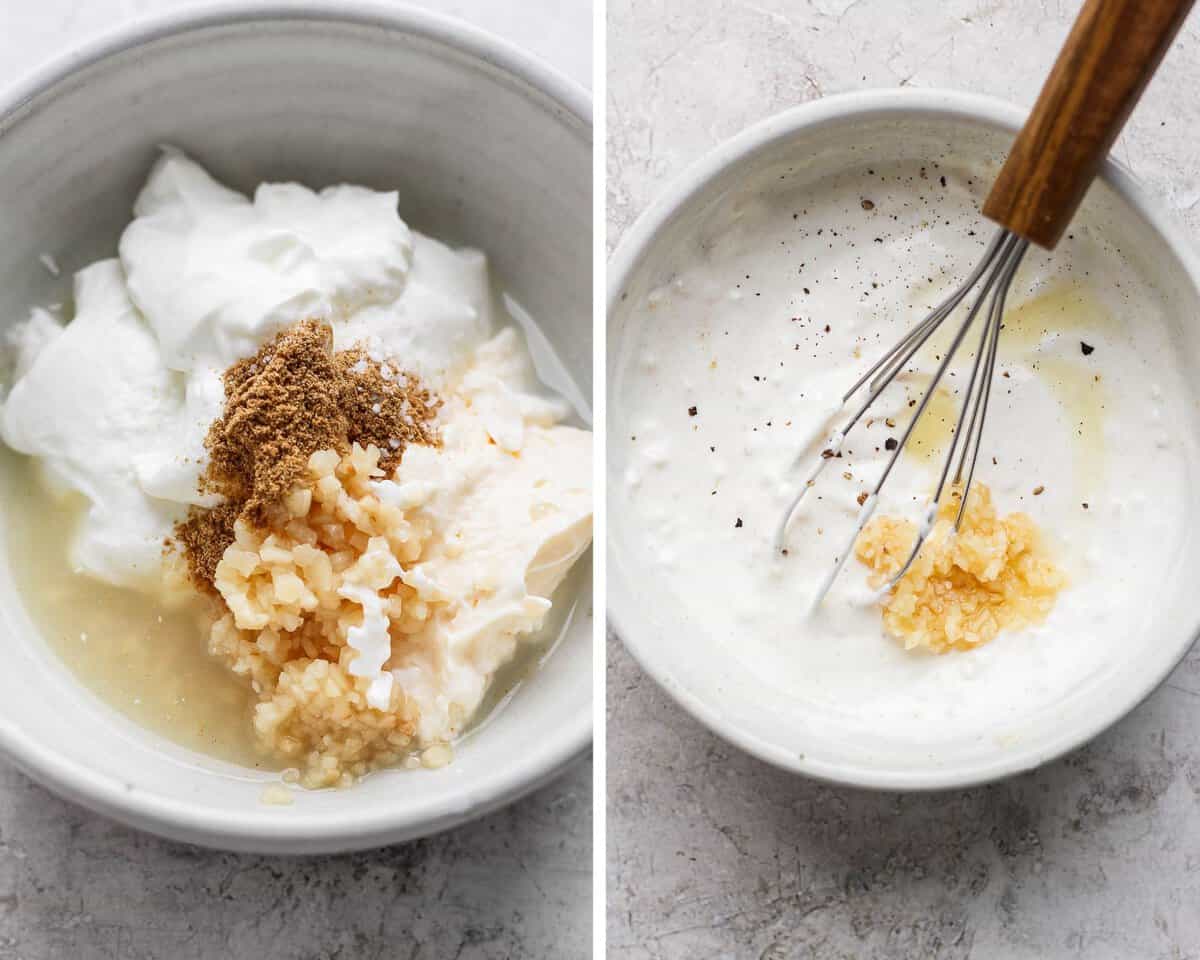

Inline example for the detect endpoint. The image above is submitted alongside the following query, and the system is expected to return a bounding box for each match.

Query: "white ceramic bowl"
[0,3,591,852]
[608,88,1200,791]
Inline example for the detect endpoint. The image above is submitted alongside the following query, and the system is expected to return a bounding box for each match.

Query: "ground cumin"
[175,319,440,591]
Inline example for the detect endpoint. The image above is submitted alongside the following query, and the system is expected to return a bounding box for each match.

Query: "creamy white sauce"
[613,160,1197,744]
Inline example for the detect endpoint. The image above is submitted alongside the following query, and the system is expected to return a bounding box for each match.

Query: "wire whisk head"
[777,229,1030,608]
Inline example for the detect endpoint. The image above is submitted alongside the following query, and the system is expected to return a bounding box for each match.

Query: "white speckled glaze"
[608,89,1200,790]
[0,2,591,854]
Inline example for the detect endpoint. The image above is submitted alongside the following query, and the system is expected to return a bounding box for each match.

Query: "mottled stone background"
[0,2,591,958]
[607,2,1200,957]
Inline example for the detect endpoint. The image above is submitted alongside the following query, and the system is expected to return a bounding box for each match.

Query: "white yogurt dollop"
[2,260,182,590]
[121,148,415,372]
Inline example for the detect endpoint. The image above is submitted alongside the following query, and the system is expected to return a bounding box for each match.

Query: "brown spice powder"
[335,348,440,465]
[176,319,440,591]
[175,501,240,591]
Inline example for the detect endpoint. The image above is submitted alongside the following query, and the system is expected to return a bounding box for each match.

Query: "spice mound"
[177,318,439,592]
[854,483,1066,653]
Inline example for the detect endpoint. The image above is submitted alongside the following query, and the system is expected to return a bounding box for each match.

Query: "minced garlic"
[209,443,436,788]
[855,483,1065,653]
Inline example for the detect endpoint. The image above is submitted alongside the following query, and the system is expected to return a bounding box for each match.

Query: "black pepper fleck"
[1081,341,1095,356]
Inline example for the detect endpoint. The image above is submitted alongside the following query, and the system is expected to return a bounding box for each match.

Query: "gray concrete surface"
[607,2,1200,957]
[0,2,592,958]
[0,759,590,959]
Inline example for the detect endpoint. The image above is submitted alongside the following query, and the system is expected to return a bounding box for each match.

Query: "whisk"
[780,0,1195,605]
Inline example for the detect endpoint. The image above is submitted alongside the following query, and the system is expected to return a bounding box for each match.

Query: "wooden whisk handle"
[983,0,1194,249]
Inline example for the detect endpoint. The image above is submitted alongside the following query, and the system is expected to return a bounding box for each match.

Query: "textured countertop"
[0,2,592,959]
[607,2,1200,958]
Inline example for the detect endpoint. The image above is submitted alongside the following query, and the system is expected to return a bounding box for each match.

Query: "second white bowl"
[608,89,1200,791]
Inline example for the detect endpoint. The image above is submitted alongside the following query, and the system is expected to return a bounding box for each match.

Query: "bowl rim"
[0,0,592,853]
[607,86,1200,792]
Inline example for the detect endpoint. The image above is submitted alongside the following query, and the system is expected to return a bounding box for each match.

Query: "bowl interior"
[0,11,591,851]
[608,99,1200,789]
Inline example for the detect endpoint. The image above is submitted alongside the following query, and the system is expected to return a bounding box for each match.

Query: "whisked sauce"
[612,157,1194,743]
